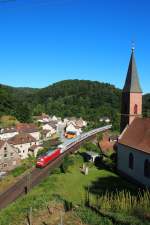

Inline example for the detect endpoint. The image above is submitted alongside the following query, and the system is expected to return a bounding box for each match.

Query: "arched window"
[134,104,138,114]
[144,159,150,178]
[129,153,134,170]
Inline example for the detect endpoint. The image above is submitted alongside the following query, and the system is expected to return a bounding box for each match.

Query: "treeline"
[0,80,149,130]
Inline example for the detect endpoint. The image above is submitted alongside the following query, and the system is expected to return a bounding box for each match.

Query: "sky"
[0,0,150,93]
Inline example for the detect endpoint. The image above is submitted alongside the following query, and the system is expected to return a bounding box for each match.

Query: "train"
[36,124,112,168]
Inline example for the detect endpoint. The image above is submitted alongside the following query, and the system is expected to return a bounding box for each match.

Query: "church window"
[129,153,134,170]
[134,104,138,114]
[144,159,150,178]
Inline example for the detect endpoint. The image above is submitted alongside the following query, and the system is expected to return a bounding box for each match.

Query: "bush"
[36,148,48,158]
[11,157,35,177]
[60,156,74,173]
[83,141,100,153]
[51,167,61,174]
[11,165,27,177]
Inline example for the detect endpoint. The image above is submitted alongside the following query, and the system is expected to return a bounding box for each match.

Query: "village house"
[99,132,116,153]
[51,115,58,121]
[117,48,150,187]
[75,118,87,128]
[42,130,53,140]
[16,123,40,141]
[28,144,43,157]
[0,140,21,171]
[42,121,57,134]
[65,121,82,137]
[0,127,18,141]
[8,133,37,159]
[35,113,50,123]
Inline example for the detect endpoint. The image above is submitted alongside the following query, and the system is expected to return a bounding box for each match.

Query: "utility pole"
[25,171,31,194]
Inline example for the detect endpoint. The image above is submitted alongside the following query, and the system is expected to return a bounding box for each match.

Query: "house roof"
[118,117,150,154]
[76,120,84,128]
[123,49,142,93]
[42,129,51,135]
[48,121,57,129]
[0,127,17,134]
[16,123,38,133]
[42,122,57,130]
[8,133,36,145]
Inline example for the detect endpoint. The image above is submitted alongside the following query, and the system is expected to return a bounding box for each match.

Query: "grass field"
[0,152,149,225]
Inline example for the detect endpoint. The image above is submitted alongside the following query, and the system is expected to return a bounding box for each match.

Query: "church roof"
[123,49,142,93]
[118,117,150,154]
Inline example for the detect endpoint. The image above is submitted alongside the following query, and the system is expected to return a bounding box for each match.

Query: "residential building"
[65,122,82,137]
[16,123,40,141]
[42,121,57,135]
[42,130,52,140]
[28,144,43,157]
[8,133,37,159]
[0,141,21,171]
[0,127,18,141]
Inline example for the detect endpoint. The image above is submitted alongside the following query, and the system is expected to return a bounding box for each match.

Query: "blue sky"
[0,0,150,93]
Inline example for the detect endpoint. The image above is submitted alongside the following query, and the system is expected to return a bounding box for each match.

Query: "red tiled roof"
[118,117,150,154]
[16,123,38,133]
[8,133,36,145]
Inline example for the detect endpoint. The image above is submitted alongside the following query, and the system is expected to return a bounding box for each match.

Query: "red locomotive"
[36,148,61,168]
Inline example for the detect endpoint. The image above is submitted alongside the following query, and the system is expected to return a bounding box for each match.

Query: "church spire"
[120,48,143,133]
[123,47,142,93]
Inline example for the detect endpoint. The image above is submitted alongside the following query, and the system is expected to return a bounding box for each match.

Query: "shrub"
[60,155,74,173]
[83,141,100,153]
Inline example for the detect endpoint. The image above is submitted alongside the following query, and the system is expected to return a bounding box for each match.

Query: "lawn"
[54,162,115,204]
[0,152,147,225]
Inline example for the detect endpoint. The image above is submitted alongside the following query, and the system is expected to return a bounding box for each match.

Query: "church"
[117,48,150,187]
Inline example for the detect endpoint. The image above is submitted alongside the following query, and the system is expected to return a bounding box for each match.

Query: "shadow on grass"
[78,152,91,162]
[85,175,140,196]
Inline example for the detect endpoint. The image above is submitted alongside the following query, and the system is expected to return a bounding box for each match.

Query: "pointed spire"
[123,48,142,93]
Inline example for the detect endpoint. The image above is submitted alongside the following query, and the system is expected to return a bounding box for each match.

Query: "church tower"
[120,48,142,133]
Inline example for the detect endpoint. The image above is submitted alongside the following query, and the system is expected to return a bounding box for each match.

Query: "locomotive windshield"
[38,148,56,158]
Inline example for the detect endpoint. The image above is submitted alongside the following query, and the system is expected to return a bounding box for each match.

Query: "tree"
[83,141,100,153]
[14,103,32,123]
[61,156,73,173]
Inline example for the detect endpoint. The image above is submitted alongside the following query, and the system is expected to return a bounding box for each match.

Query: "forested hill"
[0,80,121,122]
[0,80,149,128]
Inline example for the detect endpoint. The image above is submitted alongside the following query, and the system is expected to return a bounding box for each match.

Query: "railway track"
[0,126,111,210]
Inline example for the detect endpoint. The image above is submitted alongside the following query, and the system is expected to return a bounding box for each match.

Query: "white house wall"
[117,143,150,187]
[0,132,18,141]
[15,142,36,159]
[30,132,40,141]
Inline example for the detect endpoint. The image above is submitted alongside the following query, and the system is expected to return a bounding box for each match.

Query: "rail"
[0,124,112,210]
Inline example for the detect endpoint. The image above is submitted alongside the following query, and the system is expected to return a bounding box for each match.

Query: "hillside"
[0,80,121,122]
[0,79,149,130]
